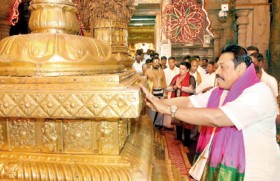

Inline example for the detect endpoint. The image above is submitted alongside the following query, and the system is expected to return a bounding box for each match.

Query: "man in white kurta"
[189,82,280,180]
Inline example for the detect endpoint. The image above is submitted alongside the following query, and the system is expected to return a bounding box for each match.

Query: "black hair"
[208,60,215,66]
[250,52,264,62]
[221,44,252,67]
[168,56,176,61]
[145,59,152,64]
[180,62,191,70]
[246,46,259,53]
[161,56,167,60]
[183,55,191,61]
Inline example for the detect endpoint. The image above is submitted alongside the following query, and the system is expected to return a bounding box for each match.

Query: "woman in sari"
[167,62,196,146]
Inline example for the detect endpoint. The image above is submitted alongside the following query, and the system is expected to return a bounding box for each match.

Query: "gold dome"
[0,0,124,76]
[0,33,123,76]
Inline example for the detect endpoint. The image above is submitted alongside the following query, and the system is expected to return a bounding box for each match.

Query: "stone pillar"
[156,0,171,57]
[235,9,250,47]
[270,0,280,80]
[0,0,14,40]
[76,0,135,68]
[212,28,222,57]
[0,21,10,40]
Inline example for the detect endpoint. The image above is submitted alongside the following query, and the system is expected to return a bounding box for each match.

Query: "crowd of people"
[132,45,280,180]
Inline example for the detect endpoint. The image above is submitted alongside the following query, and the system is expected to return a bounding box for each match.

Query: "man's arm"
[141,84,234,127]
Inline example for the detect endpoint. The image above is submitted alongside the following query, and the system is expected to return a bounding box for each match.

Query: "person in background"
[145,57,167,127]
[160,56,168,69]
[246,45,259,55]
[183,55,191,63]
[195,61,217,94]
[250,52,278,98]
[164,56,180,88]
[141,44,280,181]
[194,55,206,80]
[167,62,196,146]
[132,52,145,75]
[189,59,202,89]
[142,59,152,75]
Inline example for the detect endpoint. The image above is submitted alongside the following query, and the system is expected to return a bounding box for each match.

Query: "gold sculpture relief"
[0,88,141,119]
[8,118,36,150]
[0,124,4,147]
[42,122,58,152]
[97,121,114,154]
[29,1,80,34]
[63,120,91,152]
[118,119,128,148]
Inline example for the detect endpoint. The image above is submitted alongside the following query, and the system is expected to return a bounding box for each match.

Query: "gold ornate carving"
[63,120,91,152]
[42,122,58,152]
[0,33,124,76]
[0,82,142,119]
[76,0,135,26]
[119,119,128,148]
[8,118,36,150]
[0,115,157,180]
[0,123,4,147]
[29,0,79,34]
[97,121,114,154]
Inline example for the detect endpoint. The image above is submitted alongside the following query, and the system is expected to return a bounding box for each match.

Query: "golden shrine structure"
[0,0,177,180]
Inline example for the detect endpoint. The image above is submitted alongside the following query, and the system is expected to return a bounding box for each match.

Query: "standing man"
[164,56,180,87]
[145,57,167,127]
[141,44,280,180]
[160,56,168,69]
[132,53,145,75]
[189,59,202,88]
[195,61,217,94]
[246,45,259,55]
[250,52,278,98]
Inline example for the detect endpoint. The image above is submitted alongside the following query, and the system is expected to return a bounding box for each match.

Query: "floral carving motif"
[162,0,205,43]
[97,121,114,154]
[42,122,58,152]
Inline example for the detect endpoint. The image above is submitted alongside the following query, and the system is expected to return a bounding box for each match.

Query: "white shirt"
[163,67,180,86]
[261,69,278,97]
[195,73,216,94]
[190,71,201,88]
[132,61,145,74]
[189,82,280,181]
[197,66,206,81]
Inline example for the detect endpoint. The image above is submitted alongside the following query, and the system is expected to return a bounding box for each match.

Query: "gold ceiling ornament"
[0,0,124,76]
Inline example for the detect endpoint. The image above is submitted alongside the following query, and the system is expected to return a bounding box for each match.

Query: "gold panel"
[128,26,155,43]
[0,115,154,180]
[0,74,144,119]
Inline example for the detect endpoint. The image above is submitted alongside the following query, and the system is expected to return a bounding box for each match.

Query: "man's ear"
[237,62,247,74]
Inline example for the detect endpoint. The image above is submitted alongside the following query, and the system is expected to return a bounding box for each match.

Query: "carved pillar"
[235,9,250,47]
[156,0,171,57]
[0,21,10,40]
[212,28,222,57]
[85,1,135,68]
[270,0,280,80]
[0,0,14,40]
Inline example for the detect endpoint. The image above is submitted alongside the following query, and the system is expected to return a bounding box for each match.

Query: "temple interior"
[0,0,279,180]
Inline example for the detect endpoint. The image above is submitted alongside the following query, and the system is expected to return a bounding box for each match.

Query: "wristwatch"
[170,105,178,118]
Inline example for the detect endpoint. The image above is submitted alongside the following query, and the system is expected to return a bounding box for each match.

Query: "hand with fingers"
[140,84,169,115]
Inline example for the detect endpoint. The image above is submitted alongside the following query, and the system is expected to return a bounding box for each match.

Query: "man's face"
[161,59,167,66]
[207,64,214,74]
[136,55,141,63]
[215,53,242,90]
[250,55,262,74]
[168,59,176,69]
[190,61,198,73]
[152,58,160,69]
